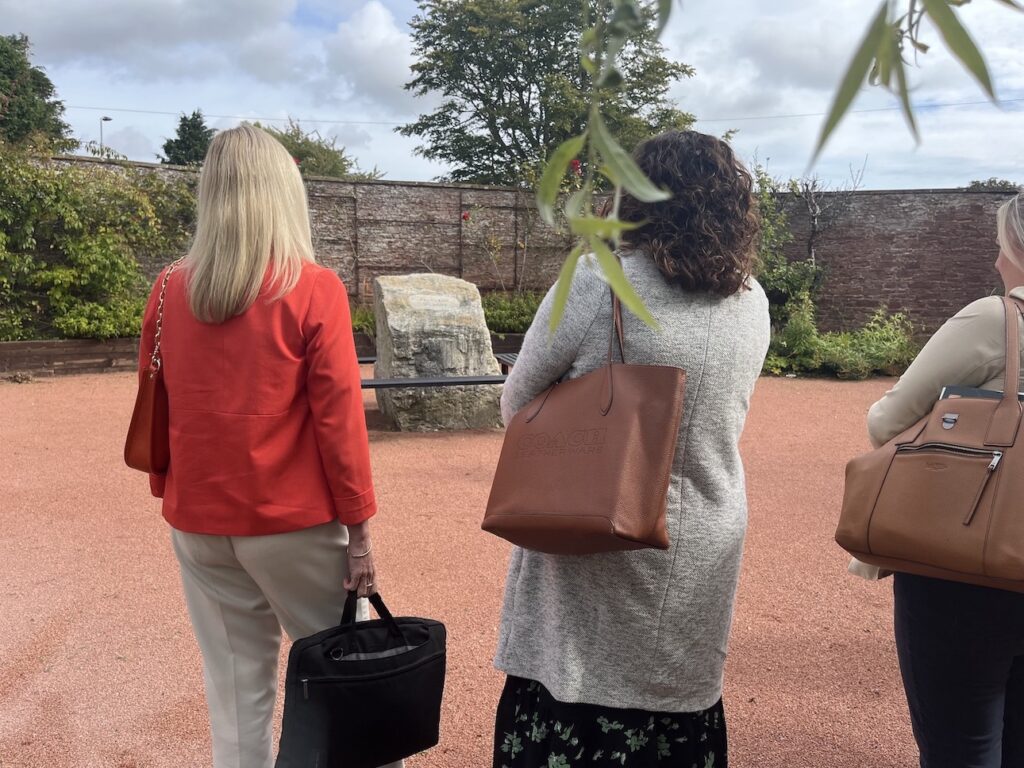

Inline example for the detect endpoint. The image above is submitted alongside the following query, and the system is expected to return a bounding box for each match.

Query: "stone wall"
[62,158,1015,334]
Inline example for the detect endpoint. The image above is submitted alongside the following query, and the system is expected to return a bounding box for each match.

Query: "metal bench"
[358,352,516,389]
[361,374,506,390]
[495,352,518,374]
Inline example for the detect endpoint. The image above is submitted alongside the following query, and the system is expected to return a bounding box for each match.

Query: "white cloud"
[1,0,1020,185]
[105,125,159,161]
[0,0,299,80]
[666,0,1024,188]
[322,0,418,113]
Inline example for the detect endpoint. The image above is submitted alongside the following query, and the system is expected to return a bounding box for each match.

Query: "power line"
[697,97,1024,124]
[66,95,1024,128]
[65,105,405,126]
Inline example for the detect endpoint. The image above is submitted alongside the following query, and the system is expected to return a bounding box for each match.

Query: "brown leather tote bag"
[482,291,686,555]
[837,296,1024,592]
[124,260,179,474]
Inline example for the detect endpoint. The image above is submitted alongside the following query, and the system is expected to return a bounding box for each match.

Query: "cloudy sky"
[1,0,1022,189]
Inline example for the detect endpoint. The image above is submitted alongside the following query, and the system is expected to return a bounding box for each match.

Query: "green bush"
[482,291,542,334]
[766,292,821,374]
[752,165,822,329]
[819,310,918,379]
[766,299,919,380]
[0,146,195,340]
[350,305,376,336]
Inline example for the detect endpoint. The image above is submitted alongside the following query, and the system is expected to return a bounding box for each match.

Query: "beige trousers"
[172,521,403,768]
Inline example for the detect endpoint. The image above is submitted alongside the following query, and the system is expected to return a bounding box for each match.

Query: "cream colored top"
[850,286,1024,580]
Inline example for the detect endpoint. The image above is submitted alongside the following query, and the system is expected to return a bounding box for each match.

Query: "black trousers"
[894,573,1024,768]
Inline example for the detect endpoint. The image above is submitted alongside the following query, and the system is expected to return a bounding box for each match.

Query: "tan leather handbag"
[482,292,686,555]
[837,296,1024,592]
[124,260,180,474]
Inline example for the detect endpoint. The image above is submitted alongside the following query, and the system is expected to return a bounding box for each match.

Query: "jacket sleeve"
[499,257,605,425]
[303,271,377,525]
[866,296,1008,448]
[138,272,167,498]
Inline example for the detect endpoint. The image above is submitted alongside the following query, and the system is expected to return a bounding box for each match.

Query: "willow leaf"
[591,237,658,328]
[536,134,587,228]
[549,243,585,333]
[920,0,995,98]
[591,113,669,203]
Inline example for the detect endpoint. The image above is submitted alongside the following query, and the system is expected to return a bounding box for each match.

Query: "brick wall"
[64,157,573,304]
[63,158,1015,334]
[780,189,1009,333]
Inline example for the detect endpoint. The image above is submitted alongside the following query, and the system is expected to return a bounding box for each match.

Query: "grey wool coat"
[494,249,770,713]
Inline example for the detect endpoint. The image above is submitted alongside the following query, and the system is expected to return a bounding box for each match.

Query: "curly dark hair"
[618,130,759,297]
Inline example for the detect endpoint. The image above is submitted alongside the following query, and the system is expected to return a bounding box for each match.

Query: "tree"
[160,110,215,166]
[0,34,73,150]
[400,0,694,186]
[256,119,382,180]
[965,178,1020,192]
[787,163,865,267]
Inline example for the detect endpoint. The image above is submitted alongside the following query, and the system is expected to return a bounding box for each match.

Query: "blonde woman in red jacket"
[138,125,399,768]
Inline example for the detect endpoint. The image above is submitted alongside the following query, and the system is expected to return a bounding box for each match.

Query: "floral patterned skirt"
[493,676,727,768]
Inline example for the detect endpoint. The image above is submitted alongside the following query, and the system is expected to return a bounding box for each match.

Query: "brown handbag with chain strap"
[836,296,1024,592]
[482,289,687,555]
[124,260,180,474]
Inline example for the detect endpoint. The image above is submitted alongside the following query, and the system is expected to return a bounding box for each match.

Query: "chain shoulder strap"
[149,259,183,372]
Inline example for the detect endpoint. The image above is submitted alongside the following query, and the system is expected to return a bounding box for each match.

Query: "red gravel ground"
[0,373,916,767]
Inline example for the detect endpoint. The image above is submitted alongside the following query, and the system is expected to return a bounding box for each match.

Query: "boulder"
[373,274,503,431]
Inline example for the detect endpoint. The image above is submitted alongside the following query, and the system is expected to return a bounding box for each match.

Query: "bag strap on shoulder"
[149,258,183,373]
[985,296,1024,446]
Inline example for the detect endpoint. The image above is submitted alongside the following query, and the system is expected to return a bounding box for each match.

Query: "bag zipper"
[897,443,1001,460]
[896,444,1003,525]
[299,650,445,699]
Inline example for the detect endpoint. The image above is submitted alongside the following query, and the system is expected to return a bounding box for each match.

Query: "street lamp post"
[99,116,112,154]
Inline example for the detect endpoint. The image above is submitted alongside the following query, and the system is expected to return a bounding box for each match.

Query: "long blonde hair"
[997,192,1024,270]
[186,124,314,323]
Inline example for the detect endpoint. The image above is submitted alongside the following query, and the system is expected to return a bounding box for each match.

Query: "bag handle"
[148,259,182,374]
[607,290,626,365]
[599,288,626,416]
[985,296,1024,447]
[340,591,407,641]
[526,272,627,422]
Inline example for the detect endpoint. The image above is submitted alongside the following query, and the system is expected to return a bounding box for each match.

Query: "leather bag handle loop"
[600,286,626,416]
[524,383,558,423]
[985,296,1024,447]
[531,277,628,422]
[606,290,626,365]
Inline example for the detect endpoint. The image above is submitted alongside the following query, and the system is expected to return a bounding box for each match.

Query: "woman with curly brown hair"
[491,130,770,768]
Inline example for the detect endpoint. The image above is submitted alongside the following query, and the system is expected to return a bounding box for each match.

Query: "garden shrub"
[767,297,920,380]
[0,146,195,340]
[752,165,822,329]
[482,292,543,335]
[350,305,376,336]
[765,292,821,374]
[819,310,918,379]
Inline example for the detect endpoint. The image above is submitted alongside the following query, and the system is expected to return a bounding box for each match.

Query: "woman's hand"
[344,520,377,598]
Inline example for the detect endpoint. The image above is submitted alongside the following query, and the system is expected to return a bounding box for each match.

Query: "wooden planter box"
[353,332,375,359]
[490,333,525,354]
[0,332,524,377]
[0,339,140,377]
